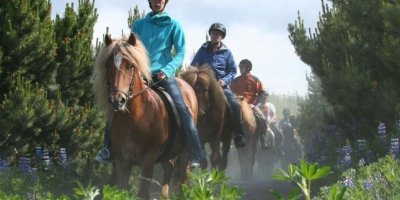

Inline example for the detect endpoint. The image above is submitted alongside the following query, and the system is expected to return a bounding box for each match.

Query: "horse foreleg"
[209,142,221,170]
[220,140,231,170]
[113,159,132,189]
[161,159,174,199]
[138,158,155,200]
[249,137,258,177]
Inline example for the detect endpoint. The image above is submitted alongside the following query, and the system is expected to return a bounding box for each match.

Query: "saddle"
[151,84,182,161]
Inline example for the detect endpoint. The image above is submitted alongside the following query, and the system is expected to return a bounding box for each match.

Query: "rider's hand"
[218,79,226,87]
[157,72,166,80]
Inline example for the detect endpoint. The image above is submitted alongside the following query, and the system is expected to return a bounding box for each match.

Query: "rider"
[257,92,284,150]
[230,59,269,149]
[279,108,296,144]
[191,22,245,148]
[96,0,206,168]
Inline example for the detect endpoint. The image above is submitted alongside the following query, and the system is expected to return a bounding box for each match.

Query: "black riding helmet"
[209,23,226,38]
[239,59,252,71]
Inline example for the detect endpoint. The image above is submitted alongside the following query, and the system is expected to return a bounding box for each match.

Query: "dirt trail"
[226,153,295,200]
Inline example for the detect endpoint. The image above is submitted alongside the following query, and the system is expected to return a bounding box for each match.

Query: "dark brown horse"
[93,33,198,199]
[180,66,233,170]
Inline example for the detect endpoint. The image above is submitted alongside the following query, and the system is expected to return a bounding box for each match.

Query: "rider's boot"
[95,123,112,162]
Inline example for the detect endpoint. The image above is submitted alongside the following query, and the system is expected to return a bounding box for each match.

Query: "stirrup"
[95,148,111,163]
[189,160,201,168]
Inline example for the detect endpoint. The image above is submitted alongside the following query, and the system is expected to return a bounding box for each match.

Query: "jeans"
[156,77,205,161]
[223,87,245,138]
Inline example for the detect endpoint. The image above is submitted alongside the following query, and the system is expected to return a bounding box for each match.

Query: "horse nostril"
[119,97,126,105]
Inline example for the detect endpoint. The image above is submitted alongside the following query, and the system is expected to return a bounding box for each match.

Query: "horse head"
[181,65,224,117]
[94,33,151,113]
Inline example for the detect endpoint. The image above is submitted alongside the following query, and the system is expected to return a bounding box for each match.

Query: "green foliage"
[269,93,303,122]
[53,0,98,105]
[315,155,400,200]
[102,185,138,200]
[289,0,400,139]
[0,173,137,200]
[0,76,107,178]
[0,0,58,98]
[272,160,332,200]
[128,6,145,30]
[177,169,242,200]
[0,165,76,199]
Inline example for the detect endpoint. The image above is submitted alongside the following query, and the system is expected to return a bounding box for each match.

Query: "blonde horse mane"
[238,98,257,134]
[92,34,151,120]
[180,65,228,110]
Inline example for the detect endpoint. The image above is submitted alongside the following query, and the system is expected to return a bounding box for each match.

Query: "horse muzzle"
[109,92,128,112]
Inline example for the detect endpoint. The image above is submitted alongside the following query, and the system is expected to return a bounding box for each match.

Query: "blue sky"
[52,0,324,95]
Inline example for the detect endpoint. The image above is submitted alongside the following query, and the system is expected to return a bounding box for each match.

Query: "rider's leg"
[159,77,205,168]
[223,88,245,148]
[95,122,112,162]
[253,107,268,149]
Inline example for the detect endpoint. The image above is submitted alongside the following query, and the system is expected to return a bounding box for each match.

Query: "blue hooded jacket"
[191,41,237,85]
[132,12,185,78]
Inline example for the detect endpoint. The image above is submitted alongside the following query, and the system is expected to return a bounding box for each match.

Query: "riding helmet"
[239,59,252,71]
[209,22,226,38]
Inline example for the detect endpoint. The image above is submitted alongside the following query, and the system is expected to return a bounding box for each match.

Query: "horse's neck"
[130,72,153,116]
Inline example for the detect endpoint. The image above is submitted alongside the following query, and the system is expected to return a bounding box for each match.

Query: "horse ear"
[128,33,137,46]
[105,34,113,46]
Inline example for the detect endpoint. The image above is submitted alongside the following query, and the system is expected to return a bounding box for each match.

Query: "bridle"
[106,50,164,102]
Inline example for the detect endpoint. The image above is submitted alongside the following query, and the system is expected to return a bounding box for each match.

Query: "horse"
[93,33,198,199]
[180,66,232,170]
[256,104,284,175]
[235,97,259,178]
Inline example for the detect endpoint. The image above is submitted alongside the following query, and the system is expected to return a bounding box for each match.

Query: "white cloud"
[52,0,323,95]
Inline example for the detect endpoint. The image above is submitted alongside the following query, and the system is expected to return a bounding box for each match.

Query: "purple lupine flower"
[358,158,366,167]
[363,181,374,190]
[357,139,367,151]
[377,122,386,139]
[19,157,32,173]
[390,138,399,158]
[59,147,67,166]
[343,153,352,165]
[42,148,51,171]
[26,192,34,200]
[342,145,353,154]
[0,159,10,171]
[35,146,42,160]
[343,177,355,188]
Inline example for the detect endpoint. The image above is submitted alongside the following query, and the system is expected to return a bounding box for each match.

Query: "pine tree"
[0,0,57,99]
[128,5,145,30]
[0,76,105,177]
[288,0,400,136]
[54,0,98,105]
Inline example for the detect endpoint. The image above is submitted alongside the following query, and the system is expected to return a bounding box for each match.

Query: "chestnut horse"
[236,98,259,178]
[180,66,233,170]
[93,33,198,199]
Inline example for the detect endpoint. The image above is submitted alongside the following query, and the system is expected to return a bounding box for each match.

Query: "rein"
[107,64,166,101]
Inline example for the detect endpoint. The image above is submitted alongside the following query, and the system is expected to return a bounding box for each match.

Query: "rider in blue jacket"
[191,22,245,148]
